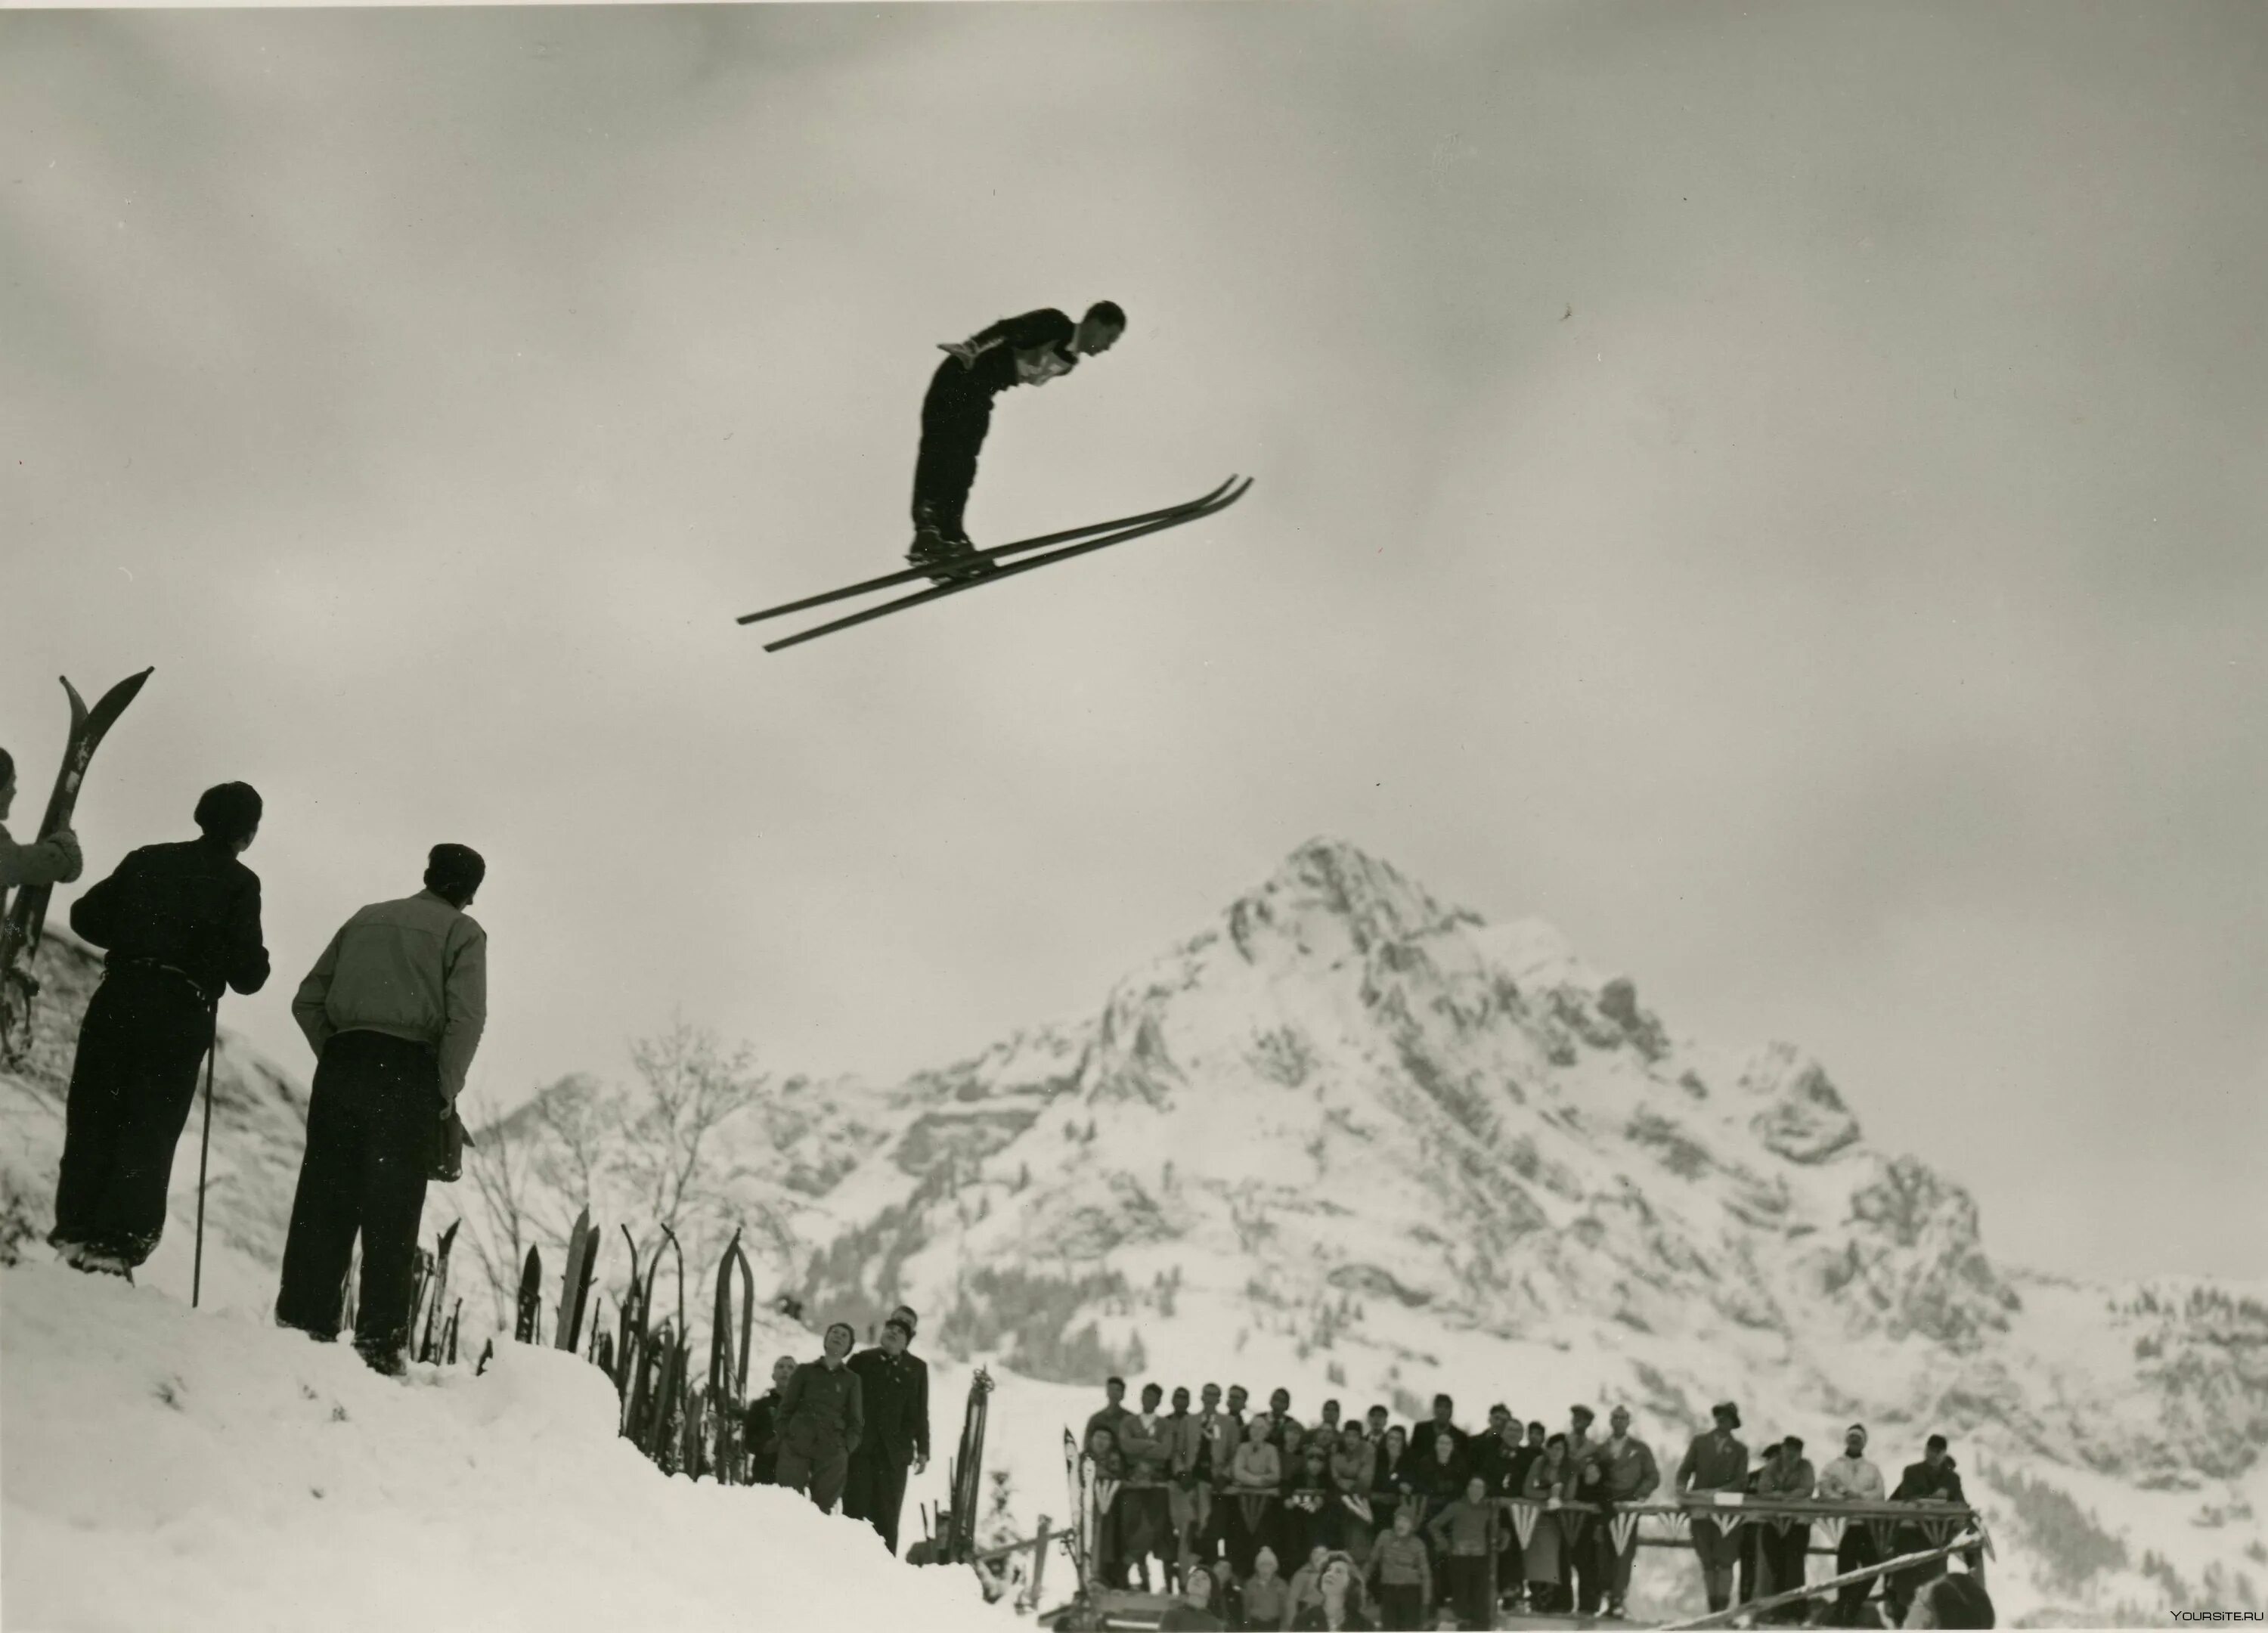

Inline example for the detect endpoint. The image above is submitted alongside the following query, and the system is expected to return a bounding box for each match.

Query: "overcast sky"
[5,3,2262,1283]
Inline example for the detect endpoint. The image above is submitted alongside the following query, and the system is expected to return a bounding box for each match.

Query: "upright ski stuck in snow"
[2,668,154,1063]
[735,477,1252,653]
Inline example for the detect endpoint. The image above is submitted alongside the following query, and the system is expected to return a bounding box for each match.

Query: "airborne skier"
[907,300,1126,578]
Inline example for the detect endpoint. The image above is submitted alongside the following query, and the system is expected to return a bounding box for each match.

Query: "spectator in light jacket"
[1819,1424,1888,1626]
[1589,1406,1662,1617]
[275,843,481,1373]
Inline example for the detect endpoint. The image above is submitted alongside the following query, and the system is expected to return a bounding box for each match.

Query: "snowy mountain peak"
[1223,837,1476,963]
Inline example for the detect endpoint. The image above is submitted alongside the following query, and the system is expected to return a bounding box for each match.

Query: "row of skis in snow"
[472,1208,768,1481]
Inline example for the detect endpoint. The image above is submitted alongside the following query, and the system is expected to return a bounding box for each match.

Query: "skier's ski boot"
[906,522,996,584]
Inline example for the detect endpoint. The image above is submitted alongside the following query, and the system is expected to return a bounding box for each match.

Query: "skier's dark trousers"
[275,845,487,1374]
[844,1315,931,1554]
[776,1322,865,1513]
[51,783,268,1274]
[906,301,1125,565]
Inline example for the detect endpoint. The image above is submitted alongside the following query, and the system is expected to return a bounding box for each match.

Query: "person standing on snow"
[50,782,268,1279]
[906,301,1126,578]
[274,843,487,1374]
[743,1354,798,1484]
[777,1322,865,1514]
[844,1315,929,1554]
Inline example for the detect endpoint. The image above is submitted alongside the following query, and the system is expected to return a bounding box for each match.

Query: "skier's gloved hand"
[939,341,981,368]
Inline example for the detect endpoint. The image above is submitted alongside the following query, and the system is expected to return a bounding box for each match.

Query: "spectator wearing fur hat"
[52,782,269,1281]
[276,842,483,1374]
[1675,1401,1752,1613]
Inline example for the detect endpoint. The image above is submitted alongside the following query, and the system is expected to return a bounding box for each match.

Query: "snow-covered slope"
[0,1261,1015,1632]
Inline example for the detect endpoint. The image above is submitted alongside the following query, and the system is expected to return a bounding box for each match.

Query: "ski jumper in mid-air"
[907,300,1126,577]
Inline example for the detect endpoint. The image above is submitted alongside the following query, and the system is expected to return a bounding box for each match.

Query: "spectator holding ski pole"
[49,782,268,1280]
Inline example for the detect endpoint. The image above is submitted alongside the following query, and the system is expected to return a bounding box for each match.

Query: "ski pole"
[191,1002,218,1308]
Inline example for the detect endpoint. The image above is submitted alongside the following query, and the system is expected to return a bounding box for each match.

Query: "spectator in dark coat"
[743,1355,797,1483]
[1758,1434,1817,1621]
[1408,1394,1468,1472]
[1676,1402,1752,1613]
[1372,1424,1417,1535]
[1737,1442,1780,1606]
[844,1316,930,1554]
[776,1322,865,1512]
[888,1303,931,1455]
[1427,1476,1500,1631]
[1883,1436,1966,1624]
[51,783,268,1278]
[1085,1375,1134,1452]
[276,843,484,1373]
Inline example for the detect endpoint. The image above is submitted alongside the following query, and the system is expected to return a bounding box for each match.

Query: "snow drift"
[0,1262,1014,1633]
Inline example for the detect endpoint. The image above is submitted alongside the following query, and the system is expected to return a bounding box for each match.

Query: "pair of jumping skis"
[1,668,154,1065]
[735,476,1252,652]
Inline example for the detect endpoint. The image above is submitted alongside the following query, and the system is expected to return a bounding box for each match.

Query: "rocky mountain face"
[7,843,2263,1622]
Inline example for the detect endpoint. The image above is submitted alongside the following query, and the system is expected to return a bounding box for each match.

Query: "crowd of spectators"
[1074,1380,1987,1630]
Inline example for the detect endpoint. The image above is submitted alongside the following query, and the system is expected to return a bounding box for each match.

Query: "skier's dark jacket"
[960,309,1078,394]
[847,1345,930,1469]
[70,838,269,1004]
[776,1358,863,1460]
